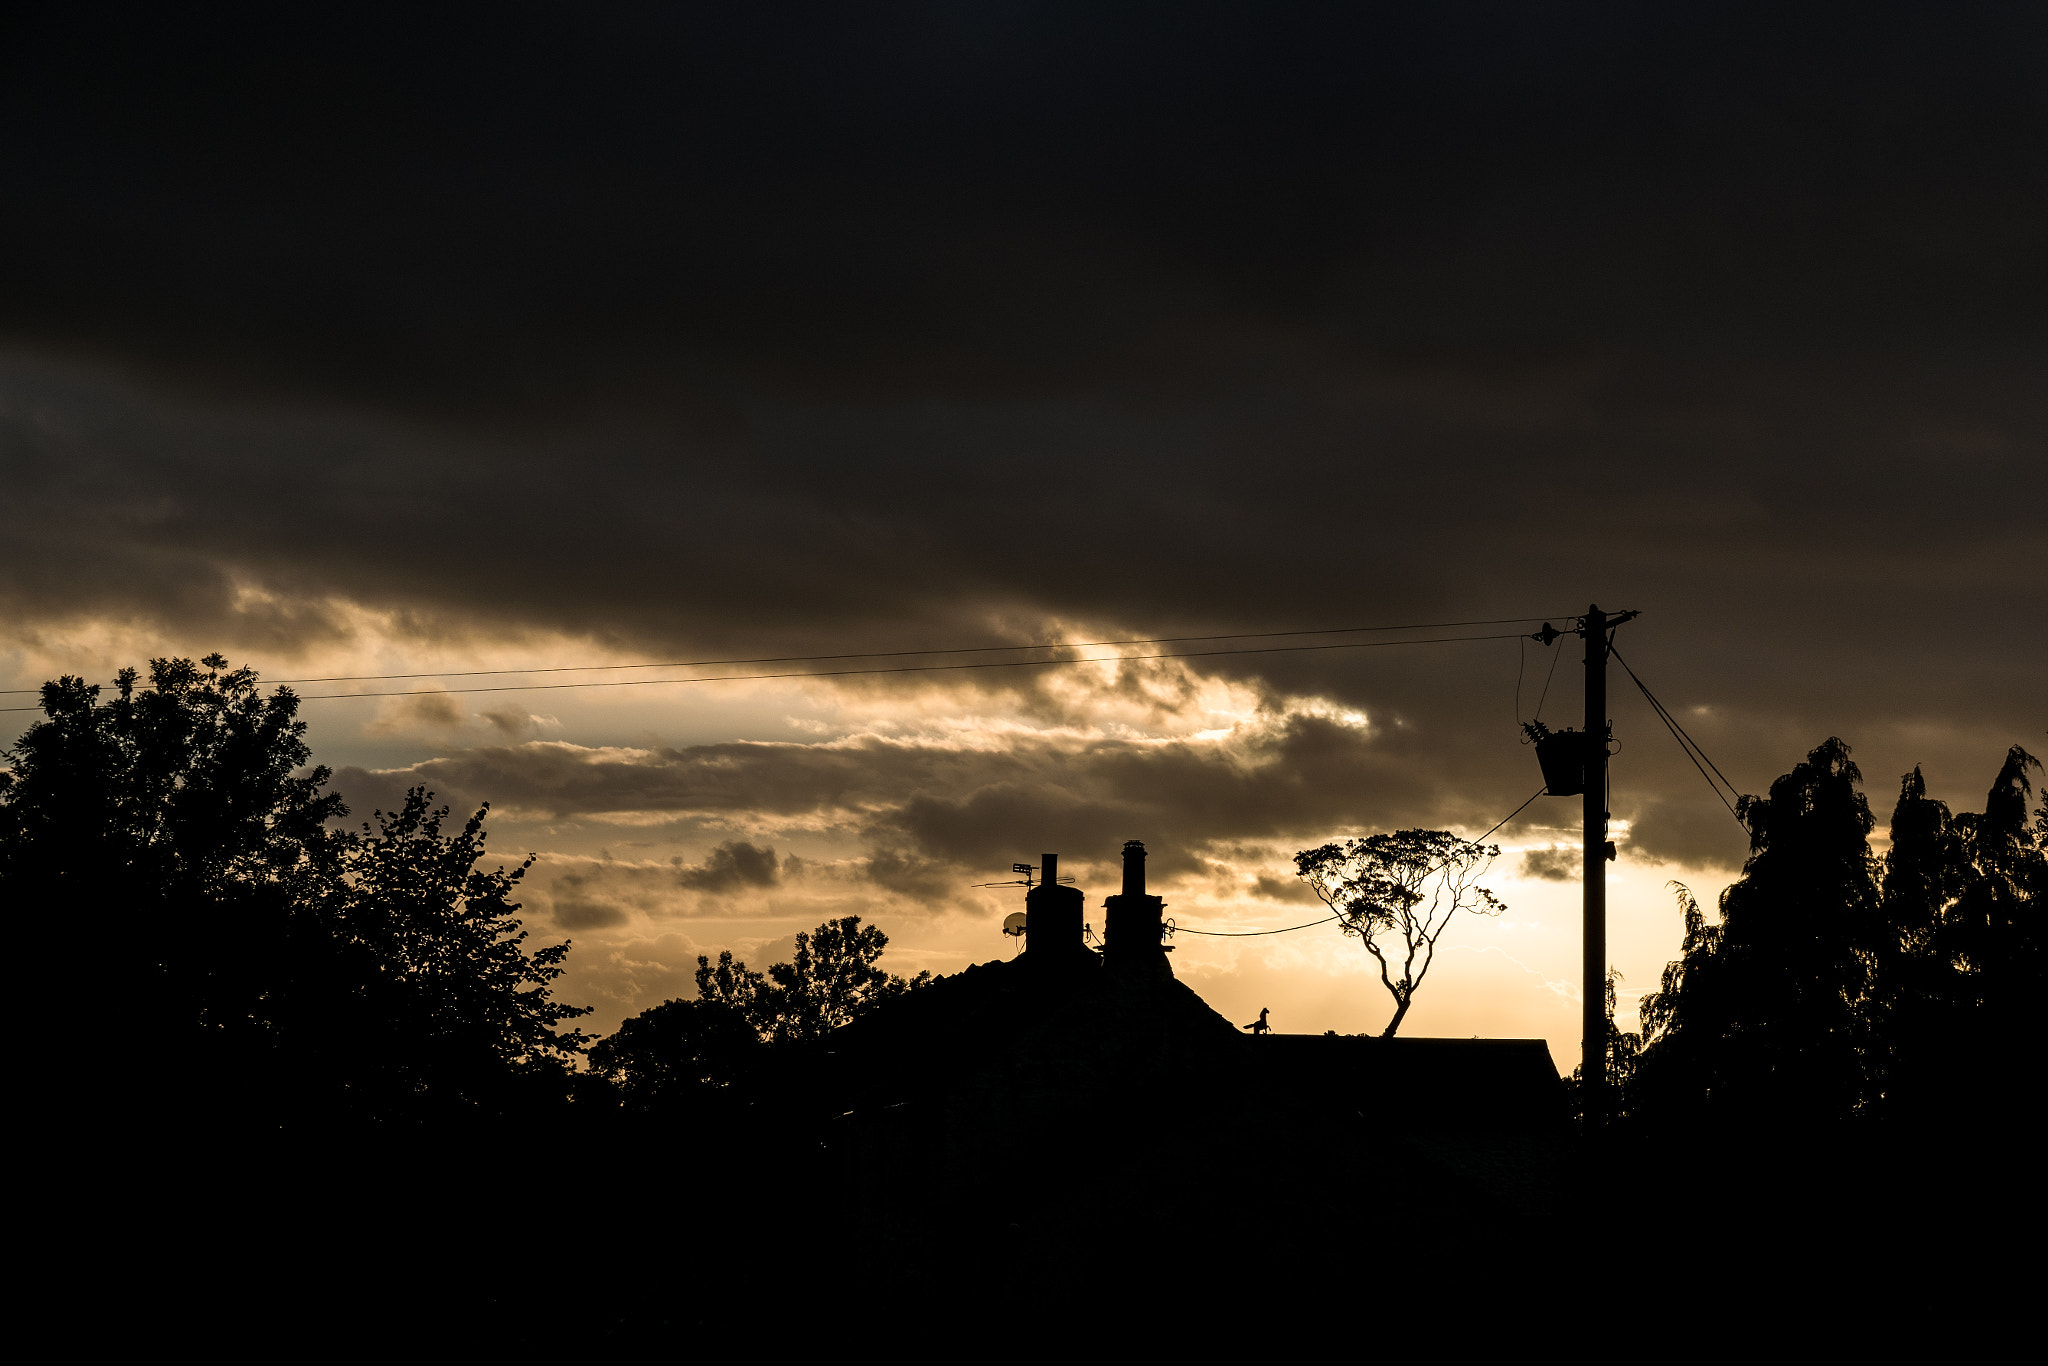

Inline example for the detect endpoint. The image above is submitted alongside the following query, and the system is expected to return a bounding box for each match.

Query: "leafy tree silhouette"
[1944,746,2043,1009]
[588,997,759,1115]
[1564,967,1641,1121]
[1870,763,1974,1115]
[2,657,346,1111]
[1294,828,1504,1037]
[1874,745,2043,1123]
[314,788,592,1120]
[1631,738,1881,1126]
[595,916,931,1113]
[0,656,589,1130]
[694,915,932,1045]
[1630,739,2045,1131]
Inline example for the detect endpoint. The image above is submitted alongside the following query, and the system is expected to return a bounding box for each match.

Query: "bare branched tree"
[1295,829,1505,1037]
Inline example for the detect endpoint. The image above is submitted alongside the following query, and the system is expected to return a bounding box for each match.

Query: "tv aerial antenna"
[975,862,1072,955]
[971,862,1074,891]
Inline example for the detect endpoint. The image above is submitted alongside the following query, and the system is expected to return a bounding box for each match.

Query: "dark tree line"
[1608,738,2044,1132]
[0,657,592,1134]
[1,654,936,1145]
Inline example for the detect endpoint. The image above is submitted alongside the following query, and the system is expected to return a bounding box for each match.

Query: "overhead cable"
[1609,645,1749,835]
[1,630,1535,710]
[0,613,1572,694]
[271,615,1566,683]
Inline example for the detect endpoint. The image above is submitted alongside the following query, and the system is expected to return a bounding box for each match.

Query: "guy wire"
[1609,645,1747,833]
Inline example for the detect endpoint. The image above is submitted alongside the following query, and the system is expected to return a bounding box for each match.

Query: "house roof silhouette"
[812,844,1569,1241]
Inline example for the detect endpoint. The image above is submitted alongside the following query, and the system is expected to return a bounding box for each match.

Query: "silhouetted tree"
[1294,829,1504,1037]
[1875,746,2042,1122]
[1,658,346,1107]
[588,997,759,1114]
[692,915,930,1045]
[1632,738,1884,1126]
[310,788,592,1119]
[1564,967,1641,1121]
[1944,745,2043,1006]
[695,948,770,1020]
[0,656,590,1129]
[1631,740,2045,1133]
[1631,881,1725,1122]
[1882,767,1971,954]
[1869,764,1973,1113]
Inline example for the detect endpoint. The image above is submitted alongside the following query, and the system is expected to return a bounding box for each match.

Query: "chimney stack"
[1104,839,1169,980]
[1025,851,1086,970]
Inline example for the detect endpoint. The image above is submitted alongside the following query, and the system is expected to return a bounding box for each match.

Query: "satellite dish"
[1002,911,1028,937]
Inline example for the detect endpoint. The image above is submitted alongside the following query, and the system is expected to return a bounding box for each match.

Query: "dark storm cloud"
[3,2,2043,862]
[677,840,781,894]
[7,3,2041,393]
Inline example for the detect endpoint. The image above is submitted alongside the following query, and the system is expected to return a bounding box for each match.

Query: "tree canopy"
[592,915,934,1114]
[1628,738,2044,1130]
[312,788,592,1118]
[587,997,759,1115]
[696,915,932,1045]
[1294,828,1504,1037]
[0,655,590,1130]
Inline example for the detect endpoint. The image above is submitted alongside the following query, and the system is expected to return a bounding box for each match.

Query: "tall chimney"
[1025,851,1085,968]
[1104,839,1168,980]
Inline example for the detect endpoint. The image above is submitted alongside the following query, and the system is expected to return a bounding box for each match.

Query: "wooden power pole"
[1577,602,1638,1130]
[1581,604,1610,1131]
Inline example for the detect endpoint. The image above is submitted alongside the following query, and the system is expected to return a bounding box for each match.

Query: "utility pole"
[1581,604,1609,1132]
[1576,602,1637,1131]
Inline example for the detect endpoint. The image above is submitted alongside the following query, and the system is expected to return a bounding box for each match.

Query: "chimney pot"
[1121,840,1147,898]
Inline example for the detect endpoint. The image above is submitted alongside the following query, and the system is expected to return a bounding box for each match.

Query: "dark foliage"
[587,997,759,1115]
[593,914,935,1114]
[1627,737,2044,1131]
[0,655,589,1132]
[307,788,592,1120]
[1562,967,1640,1120]
[696,915,932,1046]
[1874,744,2044,1124]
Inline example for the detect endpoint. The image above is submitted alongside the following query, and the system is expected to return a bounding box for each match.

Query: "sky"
[3,3,2043,1061]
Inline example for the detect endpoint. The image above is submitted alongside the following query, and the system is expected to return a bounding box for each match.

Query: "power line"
[1165,786,1547,937]
[1613,646,1740,802]
[1470,787,1549,847]
[1531,631,1564,722]
[1609,644,1749,835]
[1170,913,1340,938]
[0,630,1534,711]
[0,614,1572,694]
[298,632,1531,700]
[277,615,1564,682]
[1514,634,1527,726]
